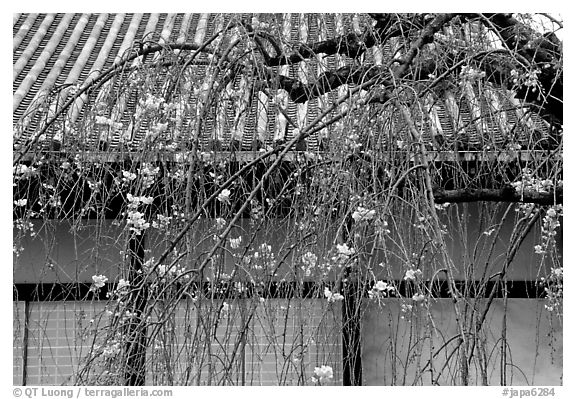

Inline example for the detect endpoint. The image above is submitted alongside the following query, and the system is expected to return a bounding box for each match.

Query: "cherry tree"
[13,13,562,385]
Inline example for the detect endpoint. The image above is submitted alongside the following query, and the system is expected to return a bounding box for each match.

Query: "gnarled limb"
[433,186,563,205]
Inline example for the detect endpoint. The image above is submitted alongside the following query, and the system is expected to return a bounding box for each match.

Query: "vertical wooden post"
[342,279,362,385]
[341,215,362,386]
[21,300,30,386]
[124,232,147,385]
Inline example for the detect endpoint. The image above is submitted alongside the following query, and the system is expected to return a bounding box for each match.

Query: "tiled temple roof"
[13,13,552,155]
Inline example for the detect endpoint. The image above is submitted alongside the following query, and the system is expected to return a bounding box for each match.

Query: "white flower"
[312,365,334,384]
[114,279,130,296]
[127,210,150,234]
[217,188,231,204]
[336,243,354,257]
[151,122,168,135]
[100,341,121,358]
[302,251,317,269]
[14,199,27,207]
[324,287,344,303]
[229,236,242,249]
[373,280,390,292]
[127,194,153,207]
[141,196,154,205]
[369,280,395,299]
[14,164,37,179]
[157,264,169,277]
[401,303,413,313]
[352,206,376,223]
[92,274,108,289]
[404,269,422,281]
[534,245,545,254]
[122,170,137,181]
[152,214,172,229]
[551,267,563,278]
[412,293,426,302]
[332,293,344,301]
[95,115,111,125]
[117,279,130,292]
[259,243,272,254]
[215,218,226,230]
[483,228,495,236]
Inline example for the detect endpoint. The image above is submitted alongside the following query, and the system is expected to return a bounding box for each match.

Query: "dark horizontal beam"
[434,186,563,206]
[13,280,548,302]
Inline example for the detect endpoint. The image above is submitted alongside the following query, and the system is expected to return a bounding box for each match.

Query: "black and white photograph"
[11,11,563,389]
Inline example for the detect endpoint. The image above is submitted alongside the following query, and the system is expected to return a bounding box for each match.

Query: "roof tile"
[13,13,553,155]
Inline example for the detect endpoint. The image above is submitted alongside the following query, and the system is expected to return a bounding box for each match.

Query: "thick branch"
[433,186,562,205]
[259,31,376,66]
[256,14,455,104]
[264,64,388,103]
[249,14,431,67]
[476,13,563,126]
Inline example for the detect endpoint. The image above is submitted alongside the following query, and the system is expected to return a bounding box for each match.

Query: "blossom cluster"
[351,206,376,223]
[510,68,541,92]
[155,263,190,283]
[533,204,562,314]
[14,218,36,237]
[214,217,226,230]
[125,194,154,235]
[152,214,172,230]
[91,274,108,290]
[127,211,150,235]
[336,243,354,257]
[543,267,563,315]
[95,115,123,131]
[324,287,344,303]
[241,243,276,273]
[345,132,362,151]
[459,65,486,84]
[14,199,28,207]
[404,268,423,281]
[312,365,334,384]
[301,251,318,277]
[97,340,122,359]
[368,280,395,299]
[138,163,160,189]
[534,205,562,255]
[139,93,166,113]
[127,194,154,208]
[217,188,231,204]
[511,168,558,195]
[229,236,242,249]
[144,122,169,141]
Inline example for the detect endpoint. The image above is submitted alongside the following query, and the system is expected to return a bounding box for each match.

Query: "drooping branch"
[433,186,562,205]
